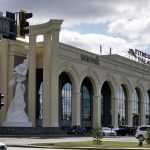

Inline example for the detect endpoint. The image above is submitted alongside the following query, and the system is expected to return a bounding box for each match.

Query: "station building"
[0,19,150,129]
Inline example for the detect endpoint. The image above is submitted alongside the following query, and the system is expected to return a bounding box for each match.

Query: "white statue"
[39,82,43,119]
[2,59,32,127]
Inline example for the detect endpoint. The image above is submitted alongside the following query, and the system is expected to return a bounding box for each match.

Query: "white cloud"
[60,29,135,56]
[108,17,150,40]
[1,0,150,54]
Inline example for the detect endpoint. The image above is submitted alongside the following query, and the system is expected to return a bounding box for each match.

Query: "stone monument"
[2,59,32,127]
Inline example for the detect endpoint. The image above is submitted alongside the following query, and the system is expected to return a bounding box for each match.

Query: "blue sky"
[0,0,150,56]
[67,23,107,34]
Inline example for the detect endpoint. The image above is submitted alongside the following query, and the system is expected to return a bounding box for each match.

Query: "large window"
[101,81,112,127]
[145,90,150,125]
[118,85,127,126]
[81,77,93,127]
[59,72,72,127]
[132,88,141,126]
[61,83,72,121]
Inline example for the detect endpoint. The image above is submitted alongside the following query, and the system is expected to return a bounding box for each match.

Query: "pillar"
[112,96,118,128]
[140,93,146,125]
[72,87,81,126]
[128,98,133,126]
[93,93,101,128]
[43,28,60,127]
[0,39,9,122]
[127,89,132,126]
[28,34,36,127]
[43,32,51,127]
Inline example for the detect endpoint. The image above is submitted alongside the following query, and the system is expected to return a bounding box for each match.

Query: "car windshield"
[102,128,110,130]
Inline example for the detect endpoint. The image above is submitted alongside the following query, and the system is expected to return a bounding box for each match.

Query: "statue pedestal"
[2,121,32,127]
[2,104,32,127]
[2,107,32,127]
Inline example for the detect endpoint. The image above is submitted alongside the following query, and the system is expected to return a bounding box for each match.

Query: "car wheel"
[138,135,145,141]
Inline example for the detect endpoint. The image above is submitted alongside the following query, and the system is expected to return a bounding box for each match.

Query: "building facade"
[0,19,150,129]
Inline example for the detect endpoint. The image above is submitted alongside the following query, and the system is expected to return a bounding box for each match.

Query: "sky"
[0,0,150,56]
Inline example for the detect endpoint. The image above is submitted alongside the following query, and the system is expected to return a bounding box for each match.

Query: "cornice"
[29,19,63,35]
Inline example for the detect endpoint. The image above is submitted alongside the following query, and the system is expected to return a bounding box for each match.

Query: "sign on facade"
[80,54,99,65]
[128,48,150,66]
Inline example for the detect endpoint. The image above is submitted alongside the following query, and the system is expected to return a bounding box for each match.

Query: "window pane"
[81,78,93,127]
[118,85,126,126]
[61,83,72,121]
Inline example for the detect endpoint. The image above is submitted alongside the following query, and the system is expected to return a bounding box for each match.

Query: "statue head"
[14,58,28,76]
[23,59,28,68]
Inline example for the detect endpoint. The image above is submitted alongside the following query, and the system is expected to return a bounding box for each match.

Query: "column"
[140,93,146,125]
[93,94,101,128]
[28,34,36,127]
[72,90,81,126]
[128,98,133,126]
[0,39,9,123]
[49,30,60,127]
[112,96,118,128]
[43,32,51,127]
[43,29,60,127]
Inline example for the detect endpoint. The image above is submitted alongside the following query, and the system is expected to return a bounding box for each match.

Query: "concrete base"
[0,127,65,136]
[2,121,32,127]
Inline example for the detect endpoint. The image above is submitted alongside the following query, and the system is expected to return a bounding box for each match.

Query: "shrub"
[146,129,150,144]
[92,127,103,144]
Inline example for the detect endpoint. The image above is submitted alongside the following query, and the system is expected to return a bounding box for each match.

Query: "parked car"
[114,126,137,136]
[65,126,87,135]
[0,142,7,150]
[102,127,116,136]
[135,125,150,140]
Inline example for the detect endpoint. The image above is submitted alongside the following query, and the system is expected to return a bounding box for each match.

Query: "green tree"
[92,127,103,144]
[146,129,150,145]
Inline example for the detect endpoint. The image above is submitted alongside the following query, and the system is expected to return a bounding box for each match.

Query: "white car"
[135,125,150,140]
[0,142,7,150]
[102,127,117,136]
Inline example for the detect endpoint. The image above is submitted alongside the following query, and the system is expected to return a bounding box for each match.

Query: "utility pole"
[100,44,102,55]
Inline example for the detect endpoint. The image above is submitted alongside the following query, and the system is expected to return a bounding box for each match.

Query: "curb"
[7,144,150,150]
[8,144,50,149]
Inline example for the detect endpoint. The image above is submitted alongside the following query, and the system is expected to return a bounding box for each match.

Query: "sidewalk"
[0,136,149,149]
[0,136,93,146]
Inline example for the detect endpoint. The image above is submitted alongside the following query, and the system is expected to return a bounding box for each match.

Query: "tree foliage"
[92,127,103,144]
[146,129,150,145]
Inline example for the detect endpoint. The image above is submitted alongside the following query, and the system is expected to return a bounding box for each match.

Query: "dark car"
[65,126,87,135]
[114,126,136,136]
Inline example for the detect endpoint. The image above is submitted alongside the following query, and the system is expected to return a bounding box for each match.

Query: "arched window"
[101,81,112,127]
[81,77,93,127]
[59,72,72,127]
[118,85,128,126]
[132,88,141,126]
[145,90,150,125]
[61,83,72,121]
